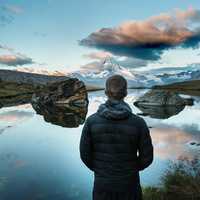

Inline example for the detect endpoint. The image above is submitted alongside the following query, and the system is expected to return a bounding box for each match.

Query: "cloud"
[80,61,102,72]
[0,44,15,52]
[4,5,23,14]
[117,57,148,68]
[0,4,23,26]
[83,50,148,69]
[83,51,113,60]
[34,32,47,38]
[0,110,34,123]
[80,55,148,72]
[0,44,34,67]
[0,54,34,66]
[80,8,200,61]
[0,6,14,26]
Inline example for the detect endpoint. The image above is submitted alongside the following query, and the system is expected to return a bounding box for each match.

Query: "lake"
[0,89,200,200]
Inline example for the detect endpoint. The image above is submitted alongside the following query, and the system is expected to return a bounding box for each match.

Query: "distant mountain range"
[153,79,200,96]
[16,58,200,88]
[154,79,200,90]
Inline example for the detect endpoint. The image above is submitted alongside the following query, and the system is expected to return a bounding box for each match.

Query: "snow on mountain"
[155,67,200,85]
[16,67,69,76]
[14,60,200,89]
[69,57,150,88]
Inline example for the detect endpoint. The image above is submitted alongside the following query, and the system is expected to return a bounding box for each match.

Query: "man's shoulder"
[129,113,147,126]
[85,112,146,128]
[85,112,101,124]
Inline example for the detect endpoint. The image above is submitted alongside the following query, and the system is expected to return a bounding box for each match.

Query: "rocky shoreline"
[0,69,88,108]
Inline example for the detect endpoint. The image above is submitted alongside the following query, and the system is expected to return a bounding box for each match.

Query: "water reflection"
[0,94,32,109]
[0,89,199,199]
[150,125,200,160]
[32,102,88,128]
[0,110,34,123]
[135,104,185,119]
[0,95,88,128]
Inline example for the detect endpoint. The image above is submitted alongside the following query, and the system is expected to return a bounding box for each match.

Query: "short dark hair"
[105,75,127,100]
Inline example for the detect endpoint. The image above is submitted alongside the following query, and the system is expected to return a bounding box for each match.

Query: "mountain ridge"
[9,59,200,89]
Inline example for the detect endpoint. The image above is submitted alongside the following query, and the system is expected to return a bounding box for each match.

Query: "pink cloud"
[80,8,200,60]
[0,54,33,66]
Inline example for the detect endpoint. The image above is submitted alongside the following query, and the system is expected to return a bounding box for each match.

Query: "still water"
[0,89,200,200]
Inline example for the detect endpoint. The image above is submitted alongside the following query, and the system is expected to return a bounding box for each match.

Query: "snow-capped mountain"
[70,59,200,88]
[155,68,200,85]
[69,57,156,88]
[14,59,200,89]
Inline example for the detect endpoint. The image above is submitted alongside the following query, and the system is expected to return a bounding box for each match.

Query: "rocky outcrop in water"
[31,78,88,109]
[134,89,194,119]
[134,89,193,106]
[31,79,88,127]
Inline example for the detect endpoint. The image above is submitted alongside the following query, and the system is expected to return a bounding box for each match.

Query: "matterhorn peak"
[101,56,122,72]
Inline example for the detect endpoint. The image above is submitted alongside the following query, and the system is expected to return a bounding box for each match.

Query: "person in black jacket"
[80,75,154,200]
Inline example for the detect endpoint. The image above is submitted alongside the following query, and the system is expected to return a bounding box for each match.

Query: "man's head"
[105,75,127,100]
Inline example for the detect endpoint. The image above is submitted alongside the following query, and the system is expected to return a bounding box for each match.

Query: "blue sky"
[0,0,200,72]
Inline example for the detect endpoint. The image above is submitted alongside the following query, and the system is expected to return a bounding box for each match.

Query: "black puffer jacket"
[80,99,153,192]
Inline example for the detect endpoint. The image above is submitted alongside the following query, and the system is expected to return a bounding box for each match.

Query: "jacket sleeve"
[79,119,93,171]
[137,119,154,171]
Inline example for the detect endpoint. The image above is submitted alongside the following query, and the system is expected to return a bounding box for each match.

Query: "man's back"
[80,99,153,192]
[79,75,153,200]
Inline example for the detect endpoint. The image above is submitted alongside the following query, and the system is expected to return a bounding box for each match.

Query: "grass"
[153,79,200,92]
[143,157,200,200]
[0,81,43,107]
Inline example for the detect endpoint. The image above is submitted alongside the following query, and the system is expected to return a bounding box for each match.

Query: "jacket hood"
[97,99,132,120]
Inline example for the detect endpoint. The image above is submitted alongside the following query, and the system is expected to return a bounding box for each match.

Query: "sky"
[0,0,200,72]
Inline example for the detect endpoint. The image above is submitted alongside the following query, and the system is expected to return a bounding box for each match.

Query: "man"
[80,75,154,200]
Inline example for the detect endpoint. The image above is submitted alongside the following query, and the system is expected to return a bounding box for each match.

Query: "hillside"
[0,70,86,108]
[153,79,200,96]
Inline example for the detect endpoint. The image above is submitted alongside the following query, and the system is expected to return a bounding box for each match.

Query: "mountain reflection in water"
[0,95,88,128]
[0,89,199,200]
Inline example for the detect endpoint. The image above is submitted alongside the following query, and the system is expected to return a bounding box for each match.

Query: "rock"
[183,98,194,106]
[0,70,88,110]
[32,102,87,128]
[134,89,187,106]
[189,141,200,148]
[31,78,88,110]
[136,104,185,119]
[31,79,88,127]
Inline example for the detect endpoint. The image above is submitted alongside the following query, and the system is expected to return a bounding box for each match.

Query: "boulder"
[31,79,88,127]
[183,98,194,106]
[189,141,200,148]
[134,89,188,107]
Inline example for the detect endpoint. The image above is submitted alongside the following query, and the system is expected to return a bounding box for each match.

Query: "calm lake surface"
[0,89,200,200]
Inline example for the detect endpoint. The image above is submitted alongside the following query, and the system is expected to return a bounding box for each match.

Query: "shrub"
[143,157,200,200]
